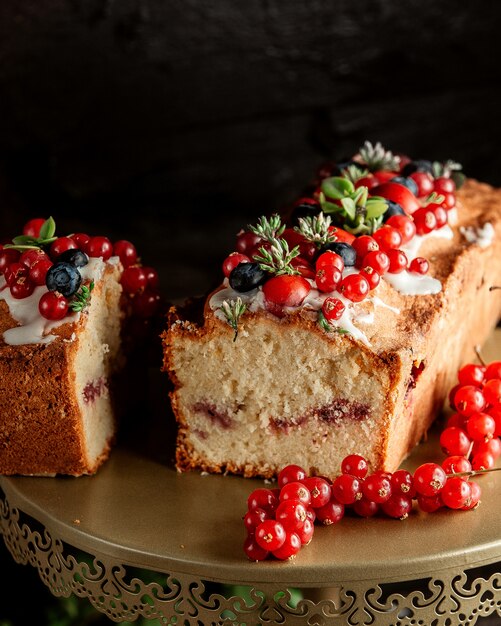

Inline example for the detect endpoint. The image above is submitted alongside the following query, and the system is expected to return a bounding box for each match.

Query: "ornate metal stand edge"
[1,490,500,625]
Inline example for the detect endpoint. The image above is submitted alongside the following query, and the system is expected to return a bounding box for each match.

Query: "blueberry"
[56,248,89,268]
[291,201,321,225]
[383,200,406,222]
[46,262,82,297]
[401,159,434,177]
[229,262,267,292]
[390,176,418,196]
[324,242,356,266]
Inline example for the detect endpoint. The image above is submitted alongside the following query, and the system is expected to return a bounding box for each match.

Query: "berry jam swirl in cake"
[210,141,493,346]
[0,216,160,345]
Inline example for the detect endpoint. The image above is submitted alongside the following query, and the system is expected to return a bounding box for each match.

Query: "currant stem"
[446,466,501,479]
[474,345,487,367]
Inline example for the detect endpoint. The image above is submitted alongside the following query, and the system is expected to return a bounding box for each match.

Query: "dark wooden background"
[0,3,501,623]
[1,1,501,300]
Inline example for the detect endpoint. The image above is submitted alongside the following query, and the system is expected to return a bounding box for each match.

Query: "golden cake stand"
[1,335,501,625]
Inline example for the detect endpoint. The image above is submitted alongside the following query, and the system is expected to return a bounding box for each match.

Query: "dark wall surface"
[1,1,501,298]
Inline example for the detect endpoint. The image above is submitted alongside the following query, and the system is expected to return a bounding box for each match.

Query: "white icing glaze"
[401,225,454,261]
[459,222,494,248]
[0,256,115,346]
[383,270,442,296]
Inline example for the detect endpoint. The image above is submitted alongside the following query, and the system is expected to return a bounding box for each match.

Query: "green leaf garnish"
[248,214,285,243]
[4,216,58,251]
[340,164,370,184]
[423,192,445,207]
[38,216,56,240]
[356,141,400,172]
[220,297,247,341]
[253,238,300,276]
[70,281,94,313]
[318,310,350,335]
[321,176,354,200]
[365,196,389,219]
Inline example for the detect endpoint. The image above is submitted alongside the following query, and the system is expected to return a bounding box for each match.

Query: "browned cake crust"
[163,180,501,478]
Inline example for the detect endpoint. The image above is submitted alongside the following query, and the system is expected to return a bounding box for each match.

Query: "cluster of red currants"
[441,362,501,471]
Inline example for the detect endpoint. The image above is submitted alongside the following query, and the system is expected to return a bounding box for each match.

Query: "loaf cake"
[163,142,501,478]
[0,218,160,476]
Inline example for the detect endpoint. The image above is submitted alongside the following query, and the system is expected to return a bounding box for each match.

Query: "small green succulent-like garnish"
[248,214,285,243]
[432,159,465,189]
[253,238,300,276]
[70,281,94,313]
[340,163,370,184]
[4,216,57,251]
[317,310,350,335]
[220,297,247,341]
[319,177,388,235]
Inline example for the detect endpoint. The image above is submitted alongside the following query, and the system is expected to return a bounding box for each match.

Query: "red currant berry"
[297,517,315,545]
[222,252,250,278]
[71,233,91,249]
[442,456,472,475]
[462,481,481,511]
[332,474,362,505]
[243,507,270,533]
[121,266,148,295]
[278,464,307,489]
[385,215,416,244]
[0,249,20,274]
[87,236,113,260]
[143,267,159,289]
[29,259,53,286]
[381,494,413,520]
[430,204,448,229]
[255,520,286,552]
[243,534,269,561]
[275,500,308,532]
[446,412,468,430]
[354,175,378,190]
[449,383,461,410]
[272,531,302,560]
[485,361,501,380]
[22,217,46,238]
[413,463,447,497]
[439,426,471,457]
[359,266,380,290]
[236,231,263,255]
[454,386,486,416]
[247,488,279,514]
[416,493,442,513]
[409,257,429,275]
[50,237,77,260]
[341,454,368,479]
[471,451,495,471]
[131,290,161,318]
[353,496,379,517]
[113,240,138,268]
[482,378,501,405]
[338,273,370,303]
[490,406,501,437]
[466,412,496,441]
[442,192,456,209]
[391,469,416,498]
[413,207,437,235]
[315,266,342,292]
[434,176,456,194]
[362,473,392,503]
[10,276,35,299]
[363,250,390,275]
[373,226,402,251]
[5,262,28,286]
[473,437,501,459]
[315,251,344,272]
[301,477,331,508]
[352,235,379,265]
[19,249,49,269]
[38,291,69,320]
[409,172,434,197]
[458,364,485,387]
[263,275,311,308]
[387,249,408,273]
[322,297,345,322]
[315,498,345,525]
[279,482,311,507]
[441,477,472,509]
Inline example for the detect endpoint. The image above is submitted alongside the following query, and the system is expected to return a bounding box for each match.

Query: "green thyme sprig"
[248,214,285,243]
[294,212,335,248]
[318,310,350,335]
[70,281,94,313]
[432,159,465,189]
[4,216,57,251]
[220,297,247,341]
[253,238,300,276]
[423,191,445,207]
[357,141,401,172]
[319,177,388,235]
